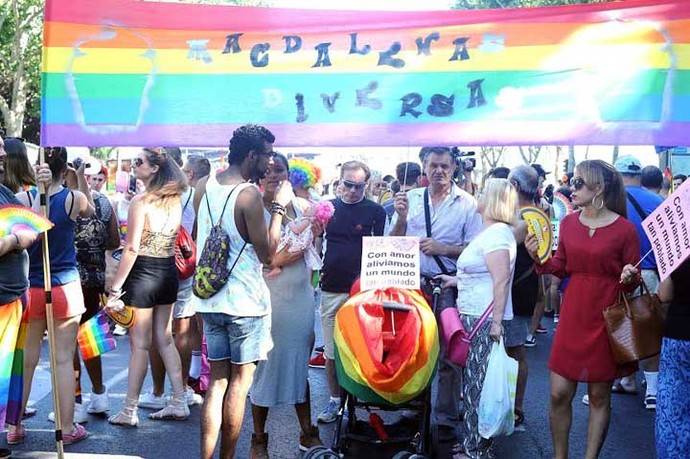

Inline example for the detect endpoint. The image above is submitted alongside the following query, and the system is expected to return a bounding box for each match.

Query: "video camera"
[450,147,476,173]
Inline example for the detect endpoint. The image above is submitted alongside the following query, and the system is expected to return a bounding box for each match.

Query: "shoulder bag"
[603,280,664,364]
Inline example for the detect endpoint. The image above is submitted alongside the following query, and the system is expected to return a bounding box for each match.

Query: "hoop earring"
[593,194,605,210]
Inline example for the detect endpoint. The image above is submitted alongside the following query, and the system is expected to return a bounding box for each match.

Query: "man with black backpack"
[192,125,293,459]
[388,146,482,445]
[614,156,664,410]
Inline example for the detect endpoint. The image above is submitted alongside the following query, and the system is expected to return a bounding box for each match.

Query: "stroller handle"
[381,301,414,312]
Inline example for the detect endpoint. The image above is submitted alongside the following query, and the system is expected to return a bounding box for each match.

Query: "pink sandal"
[63,423,89,445]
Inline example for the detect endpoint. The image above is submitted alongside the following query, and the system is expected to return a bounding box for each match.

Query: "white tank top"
[194,173,270,317]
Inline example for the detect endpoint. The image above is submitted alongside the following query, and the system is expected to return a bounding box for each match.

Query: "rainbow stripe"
[0,205,54,237]
[0,300,25,427]
[42,0,690,146]
[334,288,438,405]
[77,311,117,360]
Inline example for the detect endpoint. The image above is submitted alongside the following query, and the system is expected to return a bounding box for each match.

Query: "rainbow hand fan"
[0,204,53,237]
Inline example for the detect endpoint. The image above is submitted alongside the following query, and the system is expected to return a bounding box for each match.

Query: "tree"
[518,145,542,165]
[0,0,43,141]
[479,146,505,170]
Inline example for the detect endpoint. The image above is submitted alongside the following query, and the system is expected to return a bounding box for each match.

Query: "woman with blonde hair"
[438,178,518,458]
[526,159,640,459]
[106,147,190,426]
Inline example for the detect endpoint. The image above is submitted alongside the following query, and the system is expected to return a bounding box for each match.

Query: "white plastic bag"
[478,338,518,439]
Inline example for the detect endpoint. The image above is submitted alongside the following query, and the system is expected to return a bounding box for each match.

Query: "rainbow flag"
[41,0,690,147]
[334,288,438,405]
[0,300,25,427]
[77,311,117,360]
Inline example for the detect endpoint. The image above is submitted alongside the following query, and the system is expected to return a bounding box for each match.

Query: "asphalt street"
[4,313,656,458]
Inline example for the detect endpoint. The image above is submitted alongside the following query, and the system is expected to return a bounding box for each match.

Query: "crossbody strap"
[182,189,193,212]
[468,303,495,340]
[423,187,451,275]
[626,192,648,220]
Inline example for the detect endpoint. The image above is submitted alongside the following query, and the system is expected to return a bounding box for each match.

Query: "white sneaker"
[49,402,88,424]
[87,387,110,414]
[185,387,203,406]
[582,394,589,405]
[317,399,340,423]
[138,392,167,410]
[113,325,127,336]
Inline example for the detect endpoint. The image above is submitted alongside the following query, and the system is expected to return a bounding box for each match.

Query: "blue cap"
[614,155,642,175]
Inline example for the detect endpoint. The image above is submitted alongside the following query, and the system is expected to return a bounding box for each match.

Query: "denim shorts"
[201,312,272,364]
[504,315,530,348]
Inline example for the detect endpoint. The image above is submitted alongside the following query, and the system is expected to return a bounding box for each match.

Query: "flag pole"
[39,147,65,458]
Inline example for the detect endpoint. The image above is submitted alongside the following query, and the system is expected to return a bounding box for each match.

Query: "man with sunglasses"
[317,160,386,424]
[388,146,482,443]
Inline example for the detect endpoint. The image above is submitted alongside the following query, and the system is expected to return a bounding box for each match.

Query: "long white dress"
[250,200,315,407]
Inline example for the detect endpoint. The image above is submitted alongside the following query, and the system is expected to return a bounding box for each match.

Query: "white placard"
[360,237,420,291]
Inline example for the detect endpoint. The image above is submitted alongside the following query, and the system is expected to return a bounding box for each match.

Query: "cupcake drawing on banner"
[65,23,156,135]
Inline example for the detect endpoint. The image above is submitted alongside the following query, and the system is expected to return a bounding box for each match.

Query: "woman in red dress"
[526,160,640,459]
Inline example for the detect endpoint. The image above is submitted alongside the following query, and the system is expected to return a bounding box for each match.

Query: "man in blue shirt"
[615,155,664,410]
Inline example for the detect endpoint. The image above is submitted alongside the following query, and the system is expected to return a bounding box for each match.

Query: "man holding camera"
[388,146,482,441]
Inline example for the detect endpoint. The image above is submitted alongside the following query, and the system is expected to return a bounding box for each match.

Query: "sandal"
[108,397,139,427]
[149,392,189,421]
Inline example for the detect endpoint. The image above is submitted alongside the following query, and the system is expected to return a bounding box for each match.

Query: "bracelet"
[109,287,122,295]
[270,202,286,216]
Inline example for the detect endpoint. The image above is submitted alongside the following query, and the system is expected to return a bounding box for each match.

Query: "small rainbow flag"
[0,300,25,427]
[334,288,438,405]
[77,311,117,360]
[0,204,53,237]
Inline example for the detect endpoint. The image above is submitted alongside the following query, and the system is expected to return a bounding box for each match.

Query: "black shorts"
[123,256,178,309]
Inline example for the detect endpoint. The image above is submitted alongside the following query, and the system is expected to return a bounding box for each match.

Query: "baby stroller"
[304,287,440,459]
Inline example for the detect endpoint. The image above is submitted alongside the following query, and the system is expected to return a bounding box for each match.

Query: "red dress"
[537,213,639,382]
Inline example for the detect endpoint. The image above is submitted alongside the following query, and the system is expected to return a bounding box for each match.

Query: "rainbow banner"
[334,288,438,405]
[42,0,690,147]
[77,311,117,360]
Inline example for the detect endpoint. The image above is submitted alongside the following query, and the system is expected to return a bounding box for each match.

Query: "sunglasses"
[571,177,587,190]
[342,180,366,191]
[133,158,144,167]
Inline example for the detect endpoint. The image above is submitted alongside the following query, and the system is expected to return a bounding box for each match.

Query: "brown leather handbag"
[603,281,664,364]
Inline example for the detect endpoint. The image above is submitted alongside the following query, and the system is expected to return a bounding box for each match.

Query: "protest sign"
[41,0,690,147]
[360,237,420,291]
[643,179,690,281]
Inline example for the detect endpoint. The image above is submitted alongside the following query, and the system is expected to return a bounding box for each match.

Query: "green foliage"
[0,0,43,141]
[454,0,609,9]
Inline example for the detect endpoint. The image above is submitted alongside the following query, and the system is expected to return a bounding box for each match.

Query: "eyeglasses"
[342,180,366,191]
[571,177,587,190]
[133,158,144,167]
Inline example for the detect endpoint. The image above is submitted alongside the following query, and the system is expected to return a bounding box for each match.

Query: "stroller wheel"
[391,452,413,459]
[303,445,340,459]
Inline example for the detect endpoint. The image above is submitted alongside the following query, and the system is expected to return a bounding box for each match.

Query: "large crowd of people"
[0,128,688,459]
